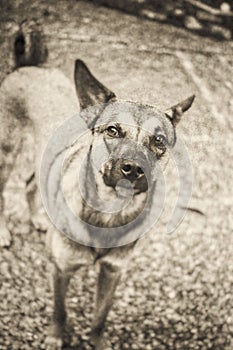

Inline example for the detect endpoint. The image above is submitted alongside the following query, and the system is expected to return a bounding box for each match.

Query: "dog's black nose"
[120,161,144,181]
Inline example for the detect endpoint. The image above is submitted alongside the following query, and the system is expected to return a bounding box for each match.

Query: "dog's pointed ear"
[165,95,195,126]
[74,59,116,110]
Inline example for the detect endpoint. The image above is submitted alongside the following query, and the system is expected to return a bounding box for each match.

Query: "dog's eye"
[106,126,120,137]
[153,135,167,148]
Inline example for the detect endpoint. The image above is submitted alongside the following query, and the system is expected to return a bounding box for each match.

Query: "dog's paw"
[45,325,63,350]
[0,219,12,247]
[45,335,63,350]
[90,331,111,350]
[31,209,49,232]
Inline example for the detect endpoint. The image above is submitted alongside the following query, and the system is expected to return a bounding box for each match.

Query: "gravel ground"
[0,1,232,349]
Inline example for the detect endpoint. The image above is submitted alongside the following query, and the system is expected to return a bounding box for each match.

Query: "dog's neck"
[62,138,148,230]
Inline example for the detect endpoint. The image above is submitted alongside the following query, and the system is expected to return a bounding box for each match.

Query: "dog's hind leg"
[3,125,35,236]
[26,174,49,232]
[0,185,12,247]
[0,144,20,247]
[91,262,121,350]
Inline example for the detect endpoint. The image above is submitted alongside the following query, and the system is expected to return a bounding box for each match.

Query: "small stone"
[184,16,203,30]
[220,2,231,13]
[140,9,166,21]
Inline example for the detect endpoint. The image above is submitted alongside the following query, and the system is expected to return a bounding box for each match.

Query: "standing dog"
[0,25,195,349]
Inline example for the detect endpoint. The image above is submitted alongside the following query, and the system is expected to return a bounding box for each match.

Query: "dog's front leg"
[46,264,71,350]
[91,262,121,350]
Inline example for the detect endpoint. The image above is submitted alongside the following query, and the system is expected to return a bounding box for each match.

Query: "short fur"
[0,25,195,349]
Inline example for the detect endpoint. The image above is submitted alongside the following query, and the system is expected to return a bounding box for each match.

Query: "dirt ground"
[0,1,232,349]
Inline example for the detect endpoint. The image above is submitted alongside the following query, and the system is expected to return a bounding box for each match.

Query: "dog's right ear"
[165,95,195,126]
[74,59,116,110]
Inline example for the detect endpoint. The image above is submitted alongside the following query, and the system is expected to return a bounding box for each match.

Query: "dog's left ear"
[74,59,116,110]
[165,95,195,126]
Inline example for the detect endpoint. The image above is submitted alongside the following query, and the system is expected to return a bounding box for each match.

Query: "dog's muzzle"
[102,158,149,194]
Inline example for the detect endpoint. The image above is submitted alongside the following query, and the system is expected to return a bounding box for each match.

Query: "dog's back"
[2,67,78,164]
[1,21,79,170]
[0,21,79,246]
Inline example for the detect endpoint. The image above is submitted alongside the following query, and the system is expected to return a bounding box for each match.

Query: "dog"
[0,24,195,350]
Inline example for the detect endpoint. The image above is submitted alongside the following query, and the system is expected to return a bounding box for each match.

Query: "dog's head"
[74,60,195,200]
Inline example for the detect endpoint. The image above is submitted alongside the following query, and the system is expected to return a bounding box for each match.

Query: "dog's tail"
[14,19,48,68]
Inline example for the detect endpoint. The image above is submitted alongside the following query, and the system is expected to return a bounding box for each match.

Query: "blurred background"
[0,1,232,349]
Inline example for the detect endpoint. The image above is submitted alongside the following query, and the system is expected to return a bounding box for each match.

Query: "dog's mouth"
[114,179,142,196]
[102,159,149,195]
